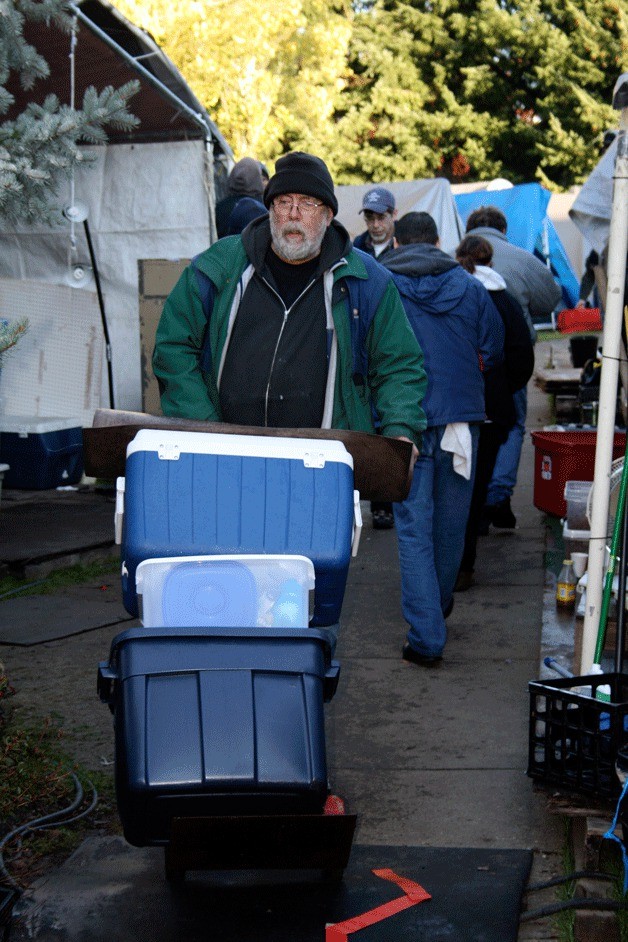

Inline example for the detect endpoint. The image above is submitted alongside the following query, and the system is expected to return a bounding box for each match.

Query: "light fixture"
[65,263,93,288]
[62,201,89,223]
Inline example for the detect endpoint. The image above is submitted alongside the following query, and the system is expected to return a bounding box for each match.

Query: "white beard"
[270,212,328,262]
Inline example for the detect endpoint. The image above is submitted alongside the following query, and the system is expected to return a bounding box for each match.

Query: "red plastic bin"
[531,429,626,518]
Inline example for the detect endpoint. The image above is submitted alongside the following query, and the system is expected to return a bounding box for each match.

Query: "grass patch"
[0,555,120,601]
[0,666,119,888]
[537,329,563,343]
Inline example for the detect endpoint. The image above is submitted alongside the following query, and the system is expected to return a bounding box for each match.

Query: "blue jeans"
[393,424,479,658]
[486,386,527,506]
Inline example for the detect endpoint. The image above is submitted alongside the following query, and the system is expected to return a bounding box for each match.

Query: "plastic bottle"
[556,559,577,610]
[271,579,306,628]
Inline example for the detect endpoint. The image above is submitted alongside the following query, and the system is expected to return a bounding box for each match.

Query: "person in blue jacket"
[382,211,505,667]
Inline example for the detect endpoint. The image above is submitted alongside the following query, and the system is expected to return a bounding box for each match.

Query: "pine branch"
[0,0,140,224]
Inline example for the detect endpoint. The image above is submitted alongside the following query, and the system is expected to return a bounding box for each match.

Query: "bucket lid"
[161,560,258,627]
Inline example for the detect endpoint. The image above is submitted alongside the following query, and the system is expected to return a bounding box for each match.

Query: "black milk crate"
[528,672,628,800]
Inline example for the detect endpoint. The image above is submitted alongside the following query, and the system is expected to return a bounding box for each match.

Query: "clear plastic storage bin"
[136,554,315,629]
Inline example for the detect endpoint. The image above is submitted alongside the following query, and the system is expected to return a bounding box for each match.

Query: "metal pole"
[581,74,628,673]
[83,219,115,410]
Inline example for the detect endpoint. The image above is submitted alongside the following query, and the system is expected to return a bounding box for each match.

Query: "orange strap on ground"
[325,868,431,941]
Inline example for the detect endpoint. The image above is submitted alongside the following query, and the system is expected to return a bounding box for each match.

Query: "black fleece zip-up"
[218,219,353,428]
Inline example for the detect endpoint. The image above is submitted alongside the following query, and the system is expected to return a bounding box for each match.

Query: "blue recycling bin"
[98,626,340,847]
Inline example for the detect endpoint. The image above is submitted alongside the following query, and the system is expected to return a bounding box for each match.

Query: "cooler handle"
[114,476,125,545]
[351,490,362,558]
[97,662,117,704]
[324,661,341,702]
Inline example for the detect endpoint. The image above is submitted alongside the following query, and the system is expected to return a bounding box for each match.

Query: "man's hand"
[394,435,419,492]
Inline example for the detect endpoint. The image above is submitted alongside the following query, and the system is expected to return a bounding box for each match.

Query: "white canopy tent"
[0,0,232,424]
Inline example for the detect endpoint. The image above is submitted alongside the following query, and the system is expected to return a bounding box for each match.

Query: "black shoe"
[442,596,454,618]
[372,509,395,530]
[454,570,475,592]
[402,642,443,667]
[486,498,516,529]
[477,512,491,536]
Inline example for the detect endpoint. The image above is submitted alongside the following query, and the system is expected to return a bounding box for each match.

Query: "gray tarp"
[569,137,618,253]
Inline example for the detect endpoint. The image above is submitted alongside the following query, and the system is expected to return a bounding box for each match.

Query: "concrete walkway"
[0,343,576,939]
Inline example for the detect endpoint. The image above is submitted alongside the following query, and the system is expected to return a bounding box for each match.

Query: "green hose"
[594,441,628,666]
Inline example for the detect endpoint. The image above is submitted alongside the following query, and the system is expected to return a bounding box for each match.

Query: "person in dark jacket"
[353,186,397,263]
[226,197,267,235]
[465,205,561,530]
[453,234,535,591]
[382,212,504,667]
[215,158,265,238]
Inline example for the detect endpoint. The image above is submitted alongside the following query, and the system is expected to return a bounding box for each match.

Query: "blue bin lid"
[161,560,258,627]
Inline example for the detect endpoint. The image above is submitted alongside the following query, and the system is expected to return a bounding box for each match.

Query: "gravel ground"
[2,608,124,774]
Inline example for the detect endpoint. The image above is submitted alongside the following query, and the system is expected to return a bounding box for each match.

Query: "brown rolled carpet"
[83,409,414,502]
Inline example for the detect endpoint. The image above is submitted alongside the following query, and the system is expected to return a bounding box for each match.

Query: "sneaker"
[486,498,516,529]
[477,510,491,536]
[372,509,395,530]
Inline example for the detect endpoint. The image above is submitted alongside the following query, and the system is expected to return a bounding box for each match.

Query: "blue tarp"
[454,183,580,310]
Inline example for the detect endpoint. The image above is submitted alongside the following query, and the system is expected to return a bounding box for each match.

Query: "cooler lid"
[0,415,82,434]
[126,429,354,470]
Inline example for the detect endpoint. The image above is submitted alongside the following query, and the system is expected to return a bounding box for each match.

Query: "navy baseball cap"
[360,186,395,214]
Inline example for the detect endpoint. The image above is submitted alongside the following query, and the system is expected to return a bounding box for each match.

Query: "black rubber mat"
[11,839,533,941]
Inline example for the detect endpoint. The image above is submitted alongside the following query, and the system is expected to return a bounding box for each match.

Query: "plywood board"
[138,259,189,415]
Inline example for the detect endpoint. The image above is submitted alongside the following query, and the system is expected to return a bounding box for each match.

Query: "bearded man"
[153,151,426,446]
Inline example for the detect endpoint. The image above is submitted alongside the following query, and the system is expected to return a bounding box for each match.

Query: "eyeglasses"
[272,196,324,216]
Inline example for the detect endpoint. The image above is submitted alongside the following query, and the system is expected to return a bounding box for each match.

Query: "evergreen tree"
[0,0,139,225]
[333,0,626,187]
[115,0,353,165]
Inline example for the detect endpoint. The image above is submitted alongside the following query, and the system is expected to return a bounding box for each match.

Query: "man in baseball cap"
[354,186,398,263]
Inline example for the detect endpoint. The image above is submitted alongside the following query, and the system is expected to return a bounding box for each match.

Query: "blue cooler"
[119,431,358,626]
[97,625,340,847]
[0,415,83,489]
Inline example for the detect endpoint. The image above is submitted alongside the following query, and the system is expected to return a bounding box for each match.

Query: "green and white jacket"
[153,216,427,445]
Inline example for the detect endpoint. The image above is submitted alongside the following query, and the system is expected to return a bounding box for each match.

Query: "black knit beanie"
[264,152,338,216]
